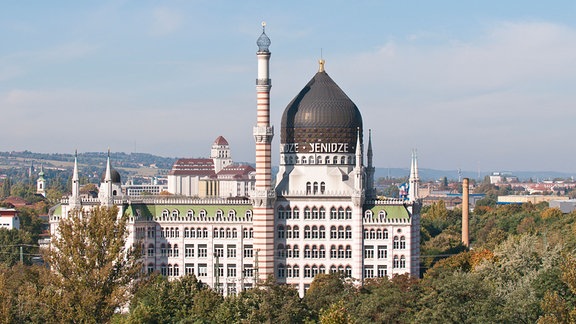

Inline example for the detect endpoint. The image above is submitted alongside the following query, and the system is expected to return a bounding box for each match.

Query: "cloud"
[150,7,183,36]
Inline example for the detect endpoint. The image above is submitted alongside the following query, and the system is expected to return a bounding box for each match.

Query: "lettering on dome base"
[282,142,351,154]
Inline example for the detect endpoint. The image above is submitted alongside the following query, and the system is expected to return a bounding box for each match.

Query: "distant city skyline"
[1,1,576,172]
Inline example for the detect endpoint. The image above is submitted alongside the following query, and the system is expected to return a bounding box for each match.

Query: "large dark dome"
[100,168,121,183]
[281,69,363,153]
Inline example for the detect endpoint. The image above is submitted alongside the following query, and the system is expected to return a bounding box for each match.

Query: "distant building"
[549,200,576,213]
[489,172,518,185]
[36,165,47,197]
[167,136,256,198]
[0,208,20,230]
[497,195,569,205]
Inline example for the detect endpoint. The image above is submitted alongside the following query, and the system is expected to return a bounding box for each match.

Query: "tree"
[0,228,34,266]
[43,206,142,323]
[1,177,11,198]
[304,273,353,318]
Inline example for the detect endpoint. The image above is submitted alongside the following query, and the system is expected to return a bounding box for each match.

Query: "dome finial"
[257,22,271,53]
[318,59,325,72]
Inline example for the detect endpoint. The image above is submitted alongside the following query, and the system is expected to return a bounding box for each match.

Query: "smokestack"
[462,178,469,247]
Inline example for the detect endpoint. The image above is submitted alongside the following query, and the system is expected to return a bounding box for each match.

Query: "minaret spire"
[354,127,363,191]
[408,149,420,202]
[252,22,275,281]
[100,149,114,207]
[366,129,375,197]
[70,150,81,208]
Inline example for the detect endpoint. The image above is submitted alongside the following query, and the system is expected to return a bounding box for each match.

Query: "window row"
[213,227,238,239]
[283,155,355,165]
[277,225,354,240]
[277,206,353,220]
[305,181,326,195]
[277,264,354,278]
[364,245,388,259]
[363,265,388,278]
[363,228,389,240]
[160,209,253,220]
[276,244,353,259]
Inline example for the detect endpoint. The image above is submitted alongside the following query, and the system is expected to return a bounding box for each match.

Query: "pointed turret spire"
[408,149,420,202]
[354,127,364,191]
[100,149,114,206]
[70,150,81,207]
[366,130,375,197]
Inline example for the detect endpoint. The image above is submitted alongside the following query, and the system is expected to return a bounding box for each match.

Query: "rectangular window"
[377,245,387,259]
[364,245,374,259]
[185,263,194,276]
[244,264,253,278]
[364,266,374,278]
[198,244,207,258]
[216,264,224,277]
[198,264,207,277]
[377,265,387,277]
[185,244,194,258]
[244,245,253,258]
[227,264,237,277]
[214,245,224,258]
[227,245,236,258]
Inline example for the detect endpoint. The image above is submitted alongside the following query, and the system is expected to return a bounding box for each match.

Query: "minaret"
[366,129,375,198]
[100,150,114,207]
[353,127,363,192]
[408,149,420,202]
[36,164,46,197]
[252,22,275,280]
[70,151,81,208]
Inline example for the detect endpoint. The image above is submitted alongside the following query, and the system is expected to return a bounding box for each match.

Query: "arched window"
[393,255,400,268]
[370,229,376,239]
[312,265,319,277]
[304,265,311,278]
[196,228,202,238]
[226,228,231,238]
[277,244,285,258]
[338,245,345,259]
[147,244,154,257]
[345,226,352,239]
[161,264,167,276]
[199,210,207,218]
[312,245,319,258]
[216,210,223,219]
[365,210,373,217]
[376,229,382,239]
[331,226,337,239]
[173,244,179,257]
[203,228,208,238]
[312,207,319,219]
[286,245,292,258]
[340,156,346,164]
[228,210,236,218]
[346,207,352,219]
[187,210,194,218]
[167,244,172,257]
[338,207,345,219]
[286,225,292,239]
[214,228,219,238]
[393,236,399,249]
[313,182,319,194]
[320,265,326,274]
[345,266,352,277]
[304,207,311,219]
[304,245,311,258]
[345,245,352,259]
[400,255,406,268]
[320,182,326,194]
[383,229,389,239]
[304,226,311,239]
[364,229,369,239]
[312,226,318,239]
[278,206,285,219]
[378,210,386,218]
[161,244,167,256]
[245,210,253,218]
[319,207,326,219]
[172,210,179,218]
[293,245,300,258]
[293,265,300,278]
[278,225,285,239]
[278,264,285,278]
[325,156,330,164]
[319,225,326,239]
[293,207,300,219]
[309,156,314,164]
[302,156,307,164]
[162,210,169,219]
[400,236,406,249]
[330,207,337,219]
[173,264,179,277]
[232,228,237,238]
[184,227,190,238]
[333,156,338,164]
[293,226,299,239]
[338,226,345,239]
[330,265,337,273]
[330,245,337,258]
[319,245,326,258]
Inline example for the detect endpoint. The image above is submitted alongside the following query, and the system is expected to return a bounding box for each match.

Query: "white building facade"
[50,24,420,297]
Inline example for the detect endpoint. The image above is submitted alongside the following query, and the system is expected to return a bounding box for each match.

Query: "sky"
[1,1,576,173]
